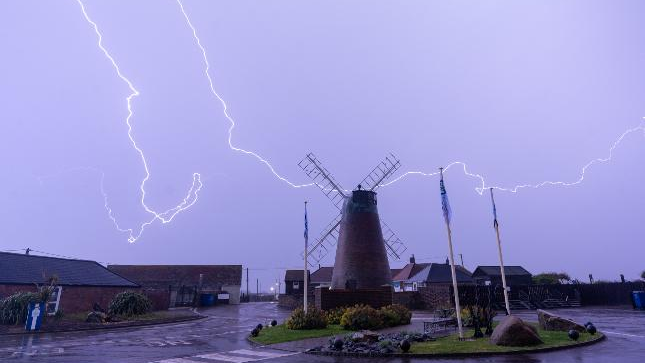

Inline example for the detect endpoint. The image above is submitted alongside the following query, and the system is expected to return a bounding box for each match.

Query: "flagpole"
[303,201,309,313]
[490,188,511,315]
[440,168,464,340]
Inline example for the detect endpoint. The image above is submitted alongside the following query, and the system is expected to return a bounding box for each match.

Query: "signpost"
[25,302,45,332]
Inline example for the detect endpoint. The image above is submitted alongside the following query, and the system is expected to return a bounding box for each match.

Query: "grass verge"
[410,326,599,354]
[250,324,348,345]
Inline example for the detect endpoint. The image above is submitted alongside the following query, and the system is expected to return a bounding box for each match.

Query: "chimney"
[409,254,415,264]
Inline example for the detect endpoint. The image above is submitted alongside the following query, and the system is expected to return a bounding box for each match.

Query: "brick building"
[0,252,139,314]
[108,265,242,307]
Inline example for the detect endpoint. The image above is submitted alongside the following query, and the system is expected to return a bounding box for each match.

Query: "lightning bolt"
[176,0,644,198]
[176,0,313,189]
[61,0,644,244]
[77,0,203,243]
[381,121,645,194]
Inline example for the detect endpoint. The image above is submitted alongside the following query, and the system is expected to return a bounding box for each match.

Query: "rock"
[351,330,380,343]
[537,310,585,332]
[85,311,107,324]
[400,339,411,352]
[568,329,580,340]
[333,337,344,350]
[490,316,543,347]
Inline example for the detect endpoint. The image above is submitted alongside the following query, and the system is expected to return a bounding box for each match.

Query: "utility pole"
[303,201,309,313]
[256,278,259,300]
[246,267,249,302]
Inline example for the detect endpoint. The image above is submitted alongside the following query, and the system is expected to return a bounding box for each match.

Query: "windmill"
[298,153,407,289]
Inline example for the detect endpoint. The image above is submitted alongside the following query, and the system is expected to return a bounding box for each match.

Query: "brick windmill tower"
[298,153,407,308]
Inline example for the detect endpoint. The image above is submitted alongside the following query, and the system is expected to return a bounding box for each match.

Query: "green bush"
[0,291,41,325]
[326,307,347,325]
[108,291,152,316]
[379,304,411,327]
[340,304,382,330]
[286,306,327,330]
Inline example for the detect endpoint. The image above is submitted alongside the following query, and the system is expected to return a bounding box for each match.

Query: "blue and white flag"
[440,172,452,225]
[303,202,309,243]
[489,188,498,228]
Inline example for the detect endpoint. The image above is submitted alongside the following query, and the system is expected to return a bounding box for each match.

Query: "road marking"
[228,349,284,358]
[197,352,254,362]
[152,349,298,363]
[154,358,197,363]
[604,331,645,338]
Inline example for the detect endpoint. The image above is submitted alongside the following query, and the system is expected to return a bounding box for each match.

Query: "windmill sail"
[298,153,347,210]
[359,153,401,191]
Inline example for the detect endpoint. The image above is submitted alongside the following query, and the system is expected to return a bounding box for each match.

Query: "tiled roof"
[0,252,138,287]
[392,263,430,282]
[473,266,532,277]
[407,263,473,284]
[310,267,333,283]
[108,265,242,288]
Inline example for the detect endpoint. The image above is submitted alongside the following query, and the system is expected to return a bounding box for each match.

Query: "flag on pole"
[304,202,309,243]
[490,188,498,227]
[439,169,452,225]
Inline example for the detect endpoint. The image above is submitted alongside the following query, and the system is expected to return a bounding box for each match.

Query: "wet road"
[0,304,643,362]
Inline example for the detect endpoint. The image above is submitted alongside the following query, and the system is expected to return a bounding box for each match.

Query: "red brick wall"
[315,287,393,310]
[0,284,140,314]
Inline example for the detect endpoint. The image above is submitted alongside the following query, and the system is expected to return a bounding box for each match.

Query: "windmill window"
[293,281,300,289]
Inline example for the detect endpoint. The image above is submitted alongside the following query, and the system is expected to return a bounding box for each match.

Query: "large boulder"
[537,310,585,332]
[490,316,543,347]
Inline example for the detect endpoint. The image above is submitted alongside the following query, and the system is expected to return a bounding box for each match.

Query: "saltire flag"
[439,171,452,225]
[490,188,499,228]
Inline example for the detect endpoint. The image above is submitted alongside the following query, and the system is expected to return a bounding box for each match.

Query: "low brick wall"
[0,284,140,314]
[278,293,314,310]
[418,284,453,310]
[315,286,393,310]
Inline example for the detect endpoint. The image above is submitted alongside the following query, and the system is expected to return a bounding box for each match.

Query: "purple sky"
[2,0,644,291]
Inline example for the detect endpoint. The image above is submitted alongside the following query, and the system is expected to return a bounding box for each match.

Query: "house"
[391,255,431,292]
[407,263,473,290]
[0,252,139,314]
[472,266,533,286]
[310,267,333,288]
[108,265,242,307]
[284,269,310,295]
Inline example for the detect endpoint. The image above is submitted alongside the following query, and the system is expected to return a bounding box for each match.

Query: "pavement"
[0,303,643,362]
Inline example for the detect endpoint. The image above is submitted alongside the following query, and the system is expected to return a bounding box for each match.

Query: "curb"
[306,332,606,358]
[0,314,206,336]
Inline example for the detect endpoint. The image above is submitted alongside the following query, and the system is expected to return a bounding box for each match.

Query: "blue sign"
[25,302,45,331]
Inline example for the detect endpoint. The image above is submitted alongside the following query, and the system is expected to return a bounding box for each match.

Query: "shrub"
[286,306,327,330]
[326,307,347,325]
[0,291,41,325]
[379,304,411,327]
[340,304,382,330]
[108,292,152,316]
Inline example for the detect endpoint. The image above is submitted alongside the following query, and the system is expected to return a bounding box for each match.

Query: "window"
[293,281,300,290]
[46,286,62,315]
